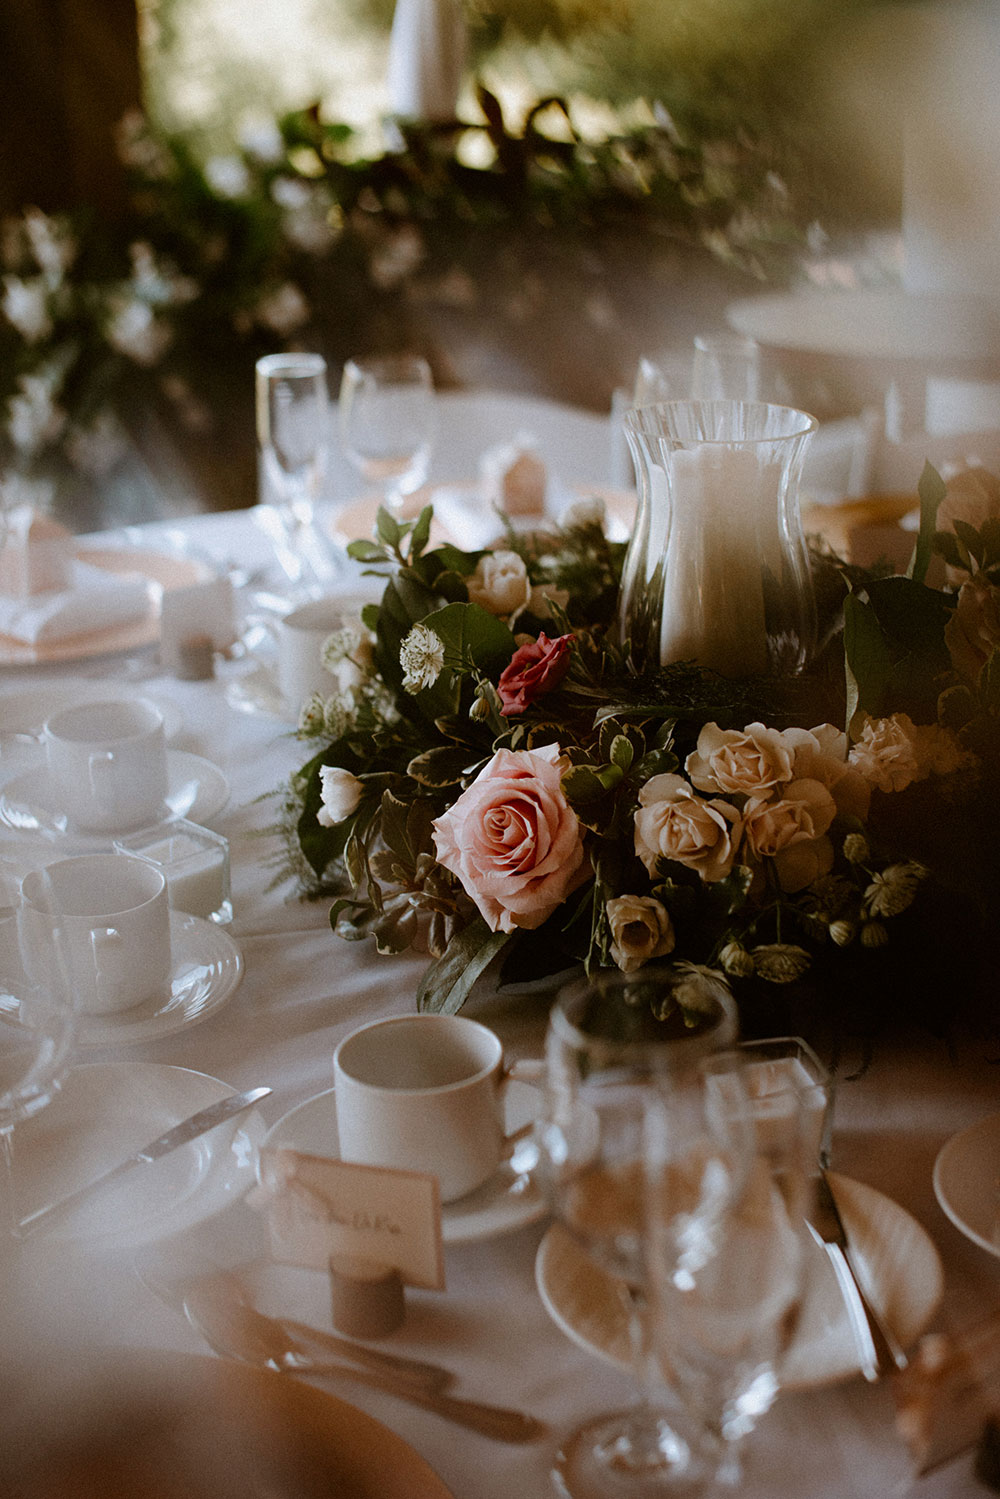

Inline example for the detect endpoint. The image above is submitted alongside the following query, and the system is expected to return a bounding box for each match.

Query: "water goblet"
[534,963,738,1499]
[0,861,76,1237]
[690,334,761,402]
[255,352,335,591]
[338,354,435,512]
[645,1050,820,1490]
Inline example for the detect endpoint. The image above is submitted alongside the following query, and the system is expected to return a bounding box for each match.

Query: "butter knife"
[17,1086,272,1237]
[805,1169,908,1381]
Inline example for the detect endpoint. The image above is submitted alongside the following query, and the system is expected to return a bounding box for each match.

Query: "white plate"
[726,288,1000,362]
[933,1111,1000,1258]
[263,1080,546,1245]
[11,1062,266,1244]
[0,547,215,668]
[535,1172,943,1391]
[0,681,184,743]
[0,911,244,1047]
[0,751,229,838]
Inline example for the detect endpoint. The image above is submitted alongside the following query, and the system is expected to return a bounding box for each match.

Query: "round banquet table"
[1,391,998,1499]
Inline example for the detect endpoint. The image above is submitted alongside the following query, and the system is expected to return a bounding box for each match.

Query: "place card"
[254,1146,445,1291]
[159,575,235,676]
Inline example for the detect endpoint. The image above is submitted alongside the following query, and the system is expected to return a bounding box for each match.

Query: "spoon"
[183,1280,545,1444]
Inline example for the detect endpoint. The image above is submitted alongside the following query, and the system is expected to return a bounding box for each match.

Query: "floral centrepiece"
[277,468,1000,1040]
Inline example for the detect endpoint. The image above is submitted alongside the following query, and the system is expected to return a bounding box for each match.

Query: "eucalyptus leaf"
[843,590,891,731]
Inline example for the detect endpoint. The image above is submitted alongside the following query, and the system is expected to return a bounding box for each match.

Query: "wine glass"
[690,334,761,402]
[534,963,738,1499]
[338,354,435,512]
[645,1050,819,1489]
[0,860,76,1237]
[255,352,336,591]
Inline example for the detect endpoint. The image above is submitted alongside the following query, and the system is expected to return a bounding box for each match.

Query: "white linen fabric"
[0,393,996,1499]
[0,559,151,643]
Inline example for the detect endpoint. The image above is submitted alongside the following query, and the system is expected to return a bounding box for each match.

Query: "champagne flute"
[645,1051,819,1489]
[338,354,435,512]
[534,963,737,1499]
[255,352,336,591]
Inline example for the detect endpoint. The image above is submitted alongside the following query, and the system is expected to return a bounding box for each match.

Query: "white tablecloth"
[1,393,998,1499]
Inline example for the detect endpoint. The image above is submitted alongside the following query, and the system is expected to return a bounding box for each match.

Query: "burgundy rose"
[497,632,572,716]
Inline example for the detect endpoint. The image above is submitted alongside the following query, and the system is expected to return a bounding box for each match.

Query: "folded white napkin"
[0,560,151,644]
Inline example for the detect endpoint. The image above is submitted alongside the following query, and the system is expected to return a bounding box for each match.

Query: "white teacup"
[44,698,168,833]
[269,595,372,713]
[19,853,172,1015]
[333,1014,526,1203]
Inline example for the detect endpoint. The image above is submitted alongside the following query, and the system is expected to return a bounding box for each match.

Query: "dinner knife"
[17,1086,272,1237]
[805,1169,908,1381]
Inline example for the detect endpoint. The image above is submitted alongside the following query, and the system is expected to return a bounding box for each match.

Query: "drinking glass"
[691,334,761,402]
[338,354,435,511]
[256,352,336,591]
[645,1050,819,1489]
[0,861,76,1236]
[534,963,738,1499]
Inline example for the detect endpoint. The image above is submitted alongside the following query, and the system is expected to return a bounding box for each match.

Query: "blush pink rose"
[634,773,742,883]
[497,632,572,716]
[781,723,871,821]
[432,743,585,933]
[945,574,1000,684]
[742,779,837,892]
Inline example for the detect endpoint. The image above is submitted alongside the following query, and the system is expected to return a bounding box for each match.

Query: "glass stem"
[1,1126,18,1238]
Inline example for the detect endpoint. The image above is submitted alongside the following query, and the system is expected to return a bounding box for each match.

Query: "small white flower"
[400,624,445,694]
[466,550,531,618]
[271,176,313,211]
[719,940,755,979]
[606,894,675,973]
[321,620,374,689]
[24,207,74,278]
[8,374,65,453]
[317,766,363,826]
[842,832,869,864]
[561,495,606,531]
[322,692,353,740]
[255,282,309,336]
[204,155,251,199]
[829,919,857,947]
[297,693,327,737]
[237,114,285,164]
[2,276,52,342]
[106,298,172,366]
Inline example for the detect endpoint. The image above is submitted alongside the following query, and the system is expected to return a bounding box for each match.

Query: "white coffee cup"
[271,594,373,713]
[44,698,168,833]
[333,1014,525,1203]
[19,853,172,1015]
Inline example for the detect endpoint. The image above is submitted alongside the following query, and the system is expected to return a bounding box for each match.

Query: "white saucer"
[12,1061,266,1244]
[263,1080,546,1245]
[933,1111,1000,1258]
[0,912,244,1047]
[0,681,185,743]
[535,1172,943,1391]
[0,751,230,839]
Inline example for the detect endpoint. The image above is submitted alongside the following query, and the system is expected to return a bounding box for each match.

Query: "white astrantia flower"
[317,766,364,826]
[8,374,65,453]
[297,693,327,738]
[400,624,445,694]
[255,282,309,336]
[322,692,353,741]
[2,276,52,343]
[561,495,607,531]
[863,862,928,919]
[204,155,251,199]
[106,298,172,366]
[751,944,811,983]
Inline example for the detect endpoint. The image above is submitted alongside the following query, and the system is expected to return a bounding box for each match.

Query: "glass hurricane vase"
[619,400,817,680]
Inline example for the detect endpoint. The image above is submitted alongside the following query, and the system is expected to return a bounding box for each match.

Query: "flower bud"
[469,692,491,723]
[829,918,857,947]
[843,832,869,864]
[719,940,755,979]
[861,921,889,948]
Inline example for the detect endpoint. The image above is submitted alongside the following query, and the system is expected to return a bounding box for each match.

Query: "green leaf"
[561,764,607,803]
[375,507,402,549]
[981,646,1000,715]
[843,590,891,733]
[417,919,510,1014]
[980,517,1000,567]
[360,603,380,633]
[952,518,985,568]
[420,601,517,676]
[866,575,955,652]
[933,530,966,571]
[347,539,389,564]
[407,744,481,786]
[409,505,432,559]
[608,734,634,771]
[908,462,947,584]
